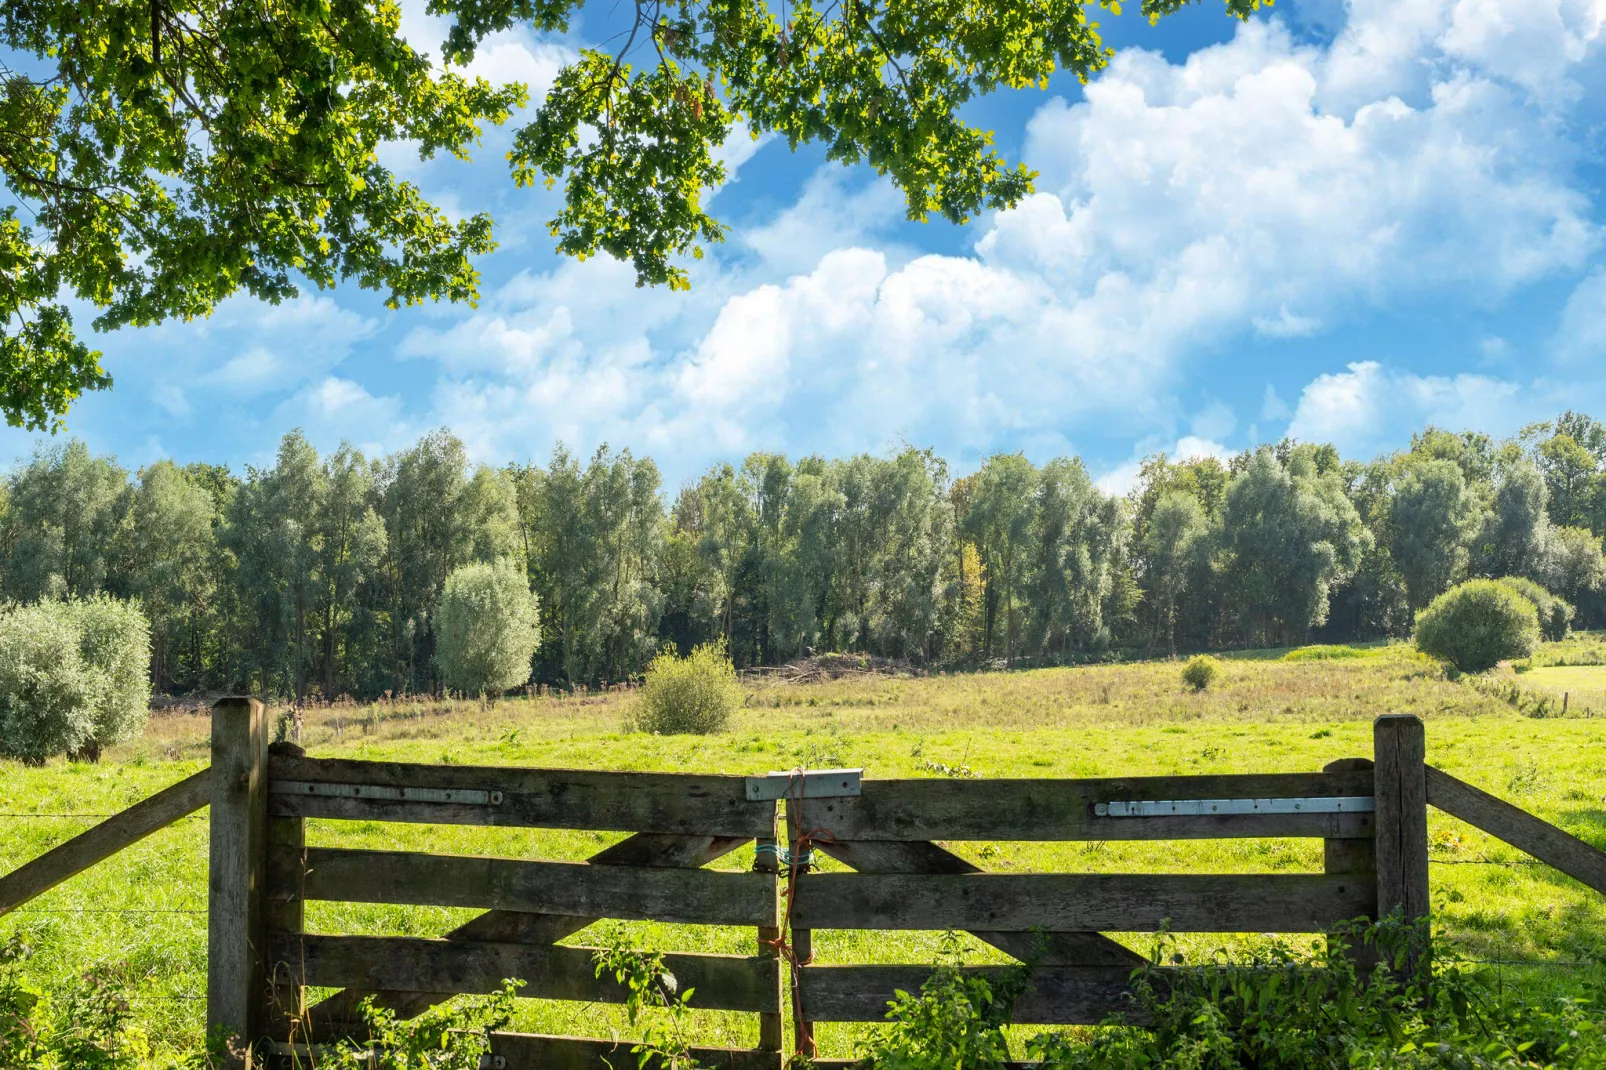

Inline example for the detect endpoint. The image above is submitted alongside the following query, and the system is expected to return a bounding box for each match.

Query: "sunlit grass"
[3,640,1606,1060]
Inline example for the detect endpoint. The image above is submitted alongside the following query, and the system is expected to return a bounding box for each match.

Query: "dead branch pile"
[746,652,914,684]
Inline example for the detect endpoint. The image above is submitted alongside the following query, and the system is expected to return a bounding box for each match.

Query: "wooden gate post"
[1373,715,1429,971]
[1323,757,1378,969]
[208,697,269,1069]
[754,832,784,1060]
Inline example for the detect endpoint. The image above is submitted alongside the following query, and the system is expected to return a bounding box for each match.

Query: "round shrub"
[1181,654,1221,692]
[1495,576,1574,642]
[635,642,742,735]
[0,597,151,764]
[435,559,541,699]
[1414,579,1540,673]
[69,595,153,754]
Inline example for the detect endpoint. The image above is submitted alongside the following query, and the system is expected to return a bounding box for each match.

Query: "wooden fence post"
[208,697,269,1069]
[1373,715,1429,970]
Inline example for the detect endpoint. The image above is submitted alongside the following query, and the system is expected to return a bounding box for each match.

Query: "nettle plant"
[592,927,703,1069]
[877,919,1606,1070]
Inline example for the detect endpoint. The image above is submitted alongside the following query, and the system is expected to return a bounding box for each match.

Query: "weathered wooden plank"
[793,772,1375,842]
[267,755,774,837]
[1374,716,1429,924]
[800,964,1160,1024]
[302,833,750,1033]
[208,697,270,1070]
[790,873,1374,932]
[1426,765,1606,896]
[0,768,210,917]
[275,934,781,1012]
[267,846,778,927]
[816,840,1145,967]
[489,1032,782,1070]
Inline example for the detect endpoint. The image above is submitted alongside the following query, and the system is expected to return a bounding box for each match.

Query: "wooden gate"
[205,702,1439,1068]
[0,698,1585,1068]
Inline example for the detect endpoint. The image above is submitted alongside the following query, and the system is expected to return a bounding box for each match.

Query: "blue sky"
[10,0,1606,491]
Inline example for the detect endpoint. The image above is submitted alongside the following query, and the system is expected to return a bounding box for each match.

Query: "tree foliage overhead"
[453,0,1267,289]
[0,0,525,430]
[2,0,1269,427]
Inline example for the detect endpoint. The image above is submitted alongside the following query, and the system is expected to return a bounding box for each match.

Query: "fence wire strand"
[7,907,205,915]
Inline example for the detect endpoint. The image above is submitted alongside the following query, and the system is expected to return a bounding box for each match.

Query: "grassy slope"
[2,642,1605,1060]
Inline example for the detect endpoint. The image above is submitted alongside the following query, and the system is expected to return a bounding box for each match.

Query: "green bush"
[635,641,742,734]
[1497,575,1575,642]
[70,597,153,756]
[0,934,153,1069]
[863,917,1606,1070]
[434,559,541,700]
[1181,654,1220,691]
[0,597,151,764]
[1415,579,1540,673]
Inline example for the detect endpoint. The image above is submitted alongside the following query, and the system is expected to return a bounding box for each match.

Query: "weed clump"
[1181,654,1221,692]
[1415,579,1540,673]
[866,918,1606,1070]
[634,641,742,734]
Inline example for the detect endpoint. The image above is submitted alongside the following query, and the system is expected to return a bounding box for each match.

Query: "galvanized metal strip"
[745,769,863,801]
[1094,796,1375,818]
[270,780,503,806]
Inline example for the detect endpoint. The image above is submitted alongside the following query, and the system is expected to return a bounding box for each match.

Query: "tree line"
[5,413,1605,700]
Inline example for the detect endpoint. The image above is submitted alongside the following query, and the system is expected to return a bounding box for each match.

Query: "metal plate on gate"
[745,769,863,801]
[1094,796,1375,818]
[270,780,503,806]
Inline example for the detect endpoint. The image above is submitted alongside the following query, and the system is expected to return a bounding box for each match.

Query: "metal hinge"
[745,769,863,801]
[1095,796,1375,817]
[271,781,504,806]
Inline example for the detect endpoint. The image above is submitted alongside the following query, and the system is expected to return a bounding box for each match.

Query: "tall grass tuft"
[633,641,742,734]
[1181,654,1221,691]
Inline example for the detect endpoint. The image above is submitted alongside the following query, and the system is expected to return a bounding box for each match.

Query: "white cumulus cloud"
[1286,360,1529,457]
[398,0,1603,482]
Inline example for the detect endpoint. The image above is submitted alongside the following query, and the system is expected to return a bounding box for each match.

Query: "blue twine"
[754,842,814,867]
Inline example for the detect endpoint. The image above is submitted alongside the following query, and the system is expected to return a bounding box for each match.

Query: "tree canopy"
[8,411,1606,699]
[2,0,1265,427]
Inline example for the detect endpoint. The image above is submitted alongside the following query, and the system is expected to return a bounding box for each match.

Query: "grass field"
[3,641,1606,1063]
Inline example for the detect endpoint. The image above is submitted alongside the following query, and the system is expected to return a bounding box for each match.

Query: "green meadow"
[3,642,1606,1062]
